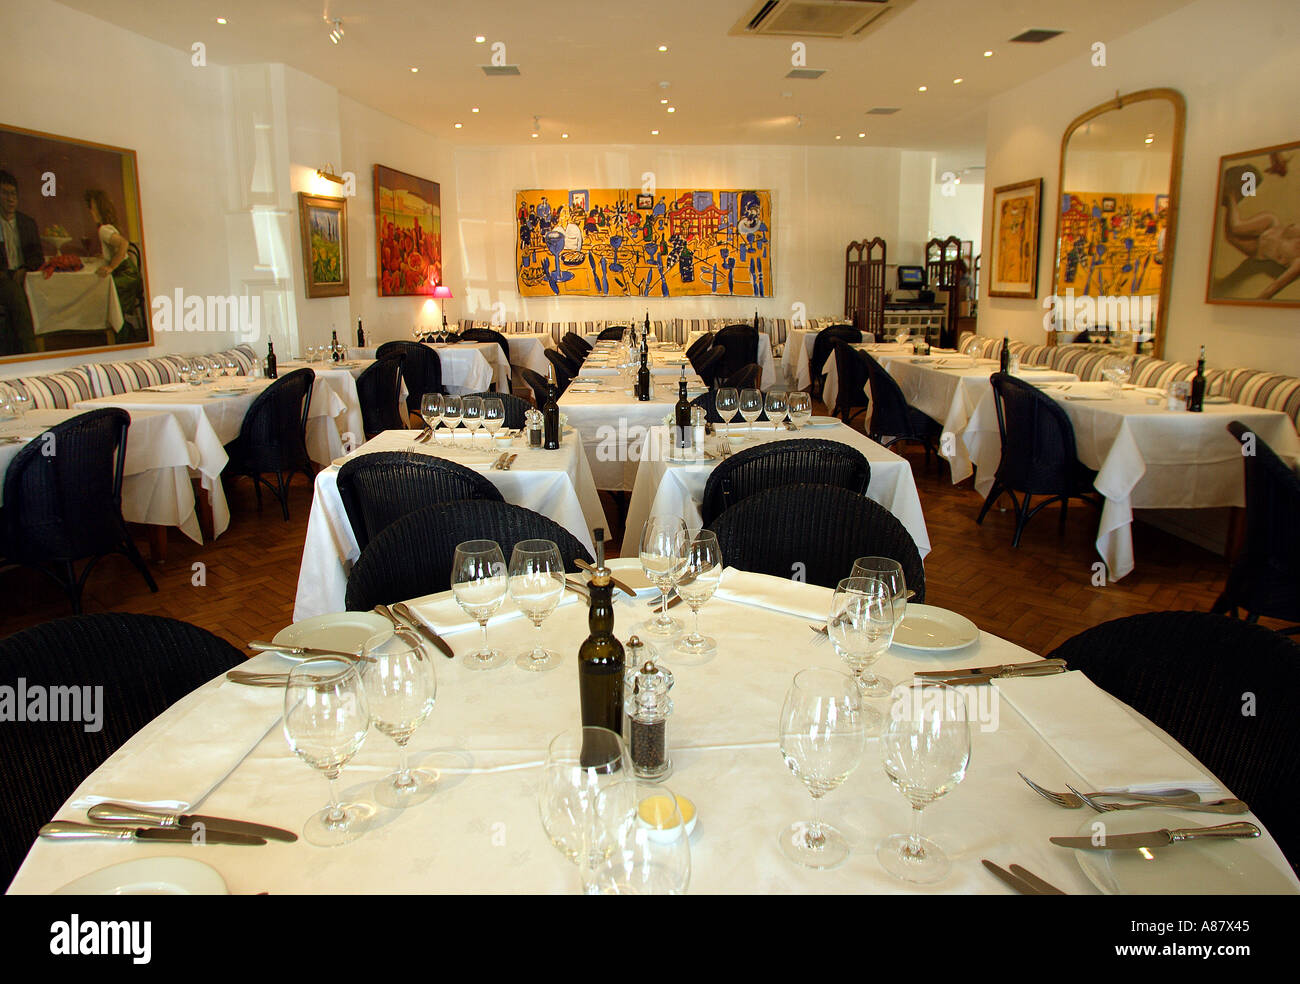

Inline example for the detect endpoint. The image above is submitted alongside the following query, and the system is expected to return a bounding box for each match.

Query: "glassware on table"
[282,657,374,846]
[441,394,462,442]
[714,387,739,440]
[420,392,444,444]
[674,530,722,659]
[8,385,30,419]
[877,681,971,884]
[964,339,982,359]
[178,360,194,386]
[539,726,630,869]
[849,556,908,630]
[828,576,896,702]
[0,384,14,420]
[483,396,505,443]
[764,389,788,432]
[738,388,763,430]
[777,667,867,869]
[581,779,691,895]
[508,539,566,671]
[1168,380,1191,411]
[450,539,508,670]
[361,628,438,809]
[638,516,688,637]
[304,345,316,364]
[461,395,484,448]
[787,390,812,429]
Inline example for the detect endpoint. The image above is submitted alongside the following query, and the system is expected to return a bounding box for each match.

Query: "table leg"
[146,525,168,564]
[1224,506,1247,563]
[195,477,216,542]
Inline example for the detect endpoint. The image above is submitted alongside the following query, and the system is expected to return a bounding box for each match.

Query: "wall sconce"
[432,284,454,328]
[316,166,346,186]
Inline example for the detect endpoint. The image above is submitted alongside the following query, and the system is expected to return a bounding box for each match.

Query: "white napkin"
[69,681,284,812]
[993,671,1223,795]
[712,567,834,622]
[407,589,584,636]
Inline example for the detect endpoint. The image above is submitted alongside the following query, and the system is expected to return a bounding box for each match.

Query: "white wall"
[980,0,1300,375]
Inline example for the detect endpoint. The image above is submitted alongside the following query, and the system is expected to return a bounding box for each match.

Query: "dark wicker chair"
[1,407,156,613]
[376,340,443,419]
[810,325,862,383]
[0,613,244,887]
[461,390,529,429]
[701,439,871,526]
[559,335,589,366]
[705,483,924,596]
[829,342,871,425]
[520,367,552,407]
[562,331,593,357]
[1047,612,1300,869]
[1212,421,1300,631]
[690,345,726,388]
[976,372,1101,549]
[862,350,942,456]
[714,325,760,380]
[223,367,314,521]
[721,363,761,391]
[356,354,406,439]
[685,332,715,362]
[337,451,504,551]
[461,327,511,363]
[544,349,578,392]
[344,501,593,610]
[598,326,629,341]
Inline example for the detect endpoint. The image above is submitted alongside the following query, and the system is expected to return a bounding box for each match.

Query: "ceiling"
[55,0,1195,161]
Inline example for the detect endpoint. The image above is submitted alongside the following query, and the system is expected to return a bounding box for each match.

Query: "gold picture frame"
[987,178,1042,299]
[298,193,349,298]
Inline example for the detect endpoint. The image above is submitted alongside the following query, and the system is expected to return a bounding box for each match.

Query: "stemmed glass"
[828,576,896,700]
[283,658,374,847]
[451,539,508,670]
[581,780,692,895]
[508,539,565,671]
[777,667,867,869]
[461,395,484,448]
[483,397,505,444]
[738,388,763,431]
[441,395,462,446]
[715,387,739,441]
[179,360,194,386]
[850,557,908,636]
[674,530,722,659]
[764,389,788,432]
[362,628,438,809]
[420,392,444,444]
[638,517,688,637]
[878,681,971,884]
[539,726,630,874]
[787,391,812,429]
[9,386,31,420]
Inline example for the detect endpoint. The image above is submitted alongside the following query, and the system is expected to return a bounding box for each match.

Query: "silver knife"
[87,803,297,842]
[574,558,637,597]
[917,658,1066,678]
[1051,821,1260,851]
[503,453,519,470]
[39,820,266,846]
[247,640,376,662]
[982,859,1053,895]
[390,602,457,659]
[929,664,1068,685]
[492,452,509,469]
[1009,864,1068,895]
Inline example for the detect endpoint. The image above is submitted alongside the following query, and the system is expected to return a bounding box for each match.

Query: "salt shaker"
[691,405,706,451]
[628,655,674,781]
[525,407,544,448]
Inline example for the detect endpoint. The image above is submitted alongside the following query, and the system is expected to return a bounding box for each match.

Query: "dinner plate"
[272,611,391,661]
[803,416,839,428]
[208,388,248,398]
[53,857,228,896]
[1069,808,1295,895]
[603,558,660,596]
[891,604,979,652]
[1205,395,1230,405]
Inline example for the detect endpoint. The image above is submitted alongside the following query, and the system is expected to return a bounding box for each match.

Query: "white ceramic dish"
[803,416,839,428]
[54,857,228,895]
[271,611,391,662]
[891,604,980,652]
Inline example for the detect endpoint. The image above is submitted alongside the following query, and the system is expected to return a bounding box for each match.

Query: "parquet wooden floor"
[0,420,1267,656]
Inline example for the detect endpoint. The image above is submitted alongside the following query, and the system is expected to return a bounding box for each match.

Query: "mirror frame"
[1050,87,1186,358]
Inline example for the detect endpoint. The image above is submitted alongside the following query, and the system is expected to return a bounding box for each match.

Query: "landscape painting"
[515,187,772,298]
[374,164,442,296]
[298,193,348,298]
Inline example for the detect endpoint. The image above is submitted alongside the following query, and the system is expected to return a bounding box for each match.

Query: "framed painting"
[0,122,152,362]
[987,178,1042,299]
[298,193,348,298]
[373,164,441,296]
[1206,139,1300,306]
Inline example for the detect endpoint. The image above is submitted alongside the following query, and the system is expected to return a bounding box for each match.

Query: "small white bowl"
[637,793,698,842]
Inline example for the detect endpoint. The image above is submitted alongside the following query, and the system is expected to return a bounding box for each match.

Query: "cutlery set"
[40,802,297,847]
[914,658,1068,686]
[491,452,519,470]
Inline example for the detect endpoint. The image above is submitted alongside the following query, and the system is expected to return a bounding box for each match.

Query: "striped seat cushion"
[955,331,978,354]
[1049,346,1119,381]
[211,347,256,374]
[1019,343,1053,366]
[8,369,95,409]
[1228,370,1300,430]
[1130,356,1195,391]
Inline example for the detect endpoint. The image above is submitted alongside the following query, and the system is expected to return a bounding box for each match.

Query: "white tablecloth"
[0,408,206,543]
[24,260,124,335]
[623,422,931,559]
[964,381,1300,580]
[293,428,609,620]
[11,568,1296,895]
[277,361,371,462]
[356,344,500,395]
[504,333,554,378]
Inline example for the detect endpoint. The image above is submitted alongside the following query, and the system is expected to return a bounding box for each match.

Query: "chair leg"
[252,473,263,511]
[120,526,159,593]
[976,482,1003,525]
[63,560,83,615]
[275,471,290,521]
[1011,493,1032,548]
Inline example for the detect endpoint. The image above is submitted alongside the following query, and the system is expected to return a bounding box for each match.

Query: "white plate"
[803,416,839,428]
[54,857,228,895]
[1069,808,1295,895]
[1205,395,1231,405]
[208,389,248,398]
[891,605,980,652]
[603,558,661,596]
[272,611,391,661]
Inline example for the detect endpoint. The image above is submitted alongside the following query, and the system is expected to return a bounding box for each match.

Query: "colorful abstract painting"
[375,164,441,296]
[514,188,772,297]
[1056,191,1167,298]
[988,179,1041,298]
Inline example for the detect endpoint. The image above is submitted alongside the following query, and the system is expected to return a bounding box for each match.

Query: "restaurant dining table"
[355,343,502,394]
[10,566,1296,895]
[275,359,372,462]
[963,380,1300,580]
[293,426,609,621]
[622,421,931,559]
[24,257,124,341]
[0,407,209,544]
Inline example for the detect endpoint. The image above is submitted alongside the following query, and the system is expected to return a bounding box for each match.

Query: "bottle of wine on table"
[578,529,625,736]
[999,336,1010,373]
[356,317,365,347]
[637,334,651,401]
[330,329,341,362]
[1188,345,1207,412]
[265,341,277,379]
[543,366,560,449]
[674,366,691,449]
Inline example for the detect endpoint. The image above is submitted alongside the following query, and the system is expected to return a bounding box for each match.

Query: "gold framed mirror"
[1049,88,1185,357]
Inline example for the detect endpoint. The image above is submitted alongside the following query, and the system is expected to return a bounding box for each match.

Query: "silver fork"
[1018,772,1199,809]
[1066,784,1250,815]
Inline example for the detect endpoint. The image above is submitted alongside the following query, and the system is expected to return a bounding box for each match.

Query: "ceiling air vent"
[481,65,521,76]
[866,106,899,115]
[1009,28,1064,43]
[730,0,915,40]
[785,68,827,79]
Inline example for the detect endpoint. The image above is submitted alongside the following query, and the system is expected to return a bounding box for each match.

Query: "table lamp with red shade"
[432,284,454,330]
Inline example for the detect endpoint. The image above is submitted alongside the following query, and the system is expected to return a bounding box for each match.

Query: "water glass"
[849,556,908,631]
[420,392,444,442]
[787,390,811,429]
[483,397,505,442]
[764,389,788,432]
[539,727,630,869]
[441,395,462,440]
[674,530,722,660]
[362,628,438,808]
[738,388,763,428]
[829,577,896,702]
[508,539,565,671]
[638,517,688,637]
[581,780,692,895]
[450,539,508,670]
[715,387,739,440]
[461,395,484,447]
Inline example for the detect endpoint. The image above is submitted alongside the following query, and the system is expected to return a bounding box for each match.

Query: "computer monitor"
[897,266,926,289]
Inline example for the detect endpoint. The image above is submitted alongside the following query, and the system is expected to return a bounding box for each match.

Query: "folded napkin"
[712,567,834,622]
[993,671,1222,795]
[407,589,584,636]
[69,680,285,812]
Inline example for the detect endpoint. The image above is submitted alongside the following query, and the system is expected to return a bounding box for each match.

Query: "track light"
[328,18,344,44]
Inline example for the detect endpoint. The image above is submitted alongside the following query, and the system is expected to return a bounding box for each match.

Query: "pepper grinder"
[525,407,544,448]
[628,653,674,782]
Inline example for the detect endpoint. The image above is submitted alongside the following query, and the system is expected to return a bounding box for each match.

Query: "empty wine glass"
[715,387,739,441]
[441,395,462,444]
[283,657,374,846]
[8,386,30,420]
[829,576,896,700]
[674,531,722,660]
[539,726,630,871]
[787,391,812,429]
[850,556,908,633]
[764,389,788,432]
[178,360,194,386]
[421,392,444,444]
[361,628,438,809]
[451,539,508,670]
[638,516,688,637]
[508,539,565,671]
[483,396,505,443]
[581,780,692,895]
[738,388,763,430]
[777,667,867,869]
[878,681,971,884]
[461,395,484,448]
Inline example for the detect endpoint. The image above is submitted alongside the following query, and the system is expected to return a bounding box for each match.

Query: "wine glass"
[674,530,722,660]
[764,389,788,432]
[305,345,317,364]
[483,397,506,444]
[420,392,444,444]
[8,386,31,420]
[441,395,462,444]
[777,667,867,869]
[283,657,374,846]
[461,395,483,449]
[450,539,508,670]
[638,516,688,637]
[787,391,812,429]
[738,388,763,430]
[878,681,971,884]
[850,557,908,634]
[581,780,692,895]
[714,387,739,442]
[539,726,630,870]
[178,360,194,386]
[508,539,565,671]
[828,576,896,700]
[361,628,438,809]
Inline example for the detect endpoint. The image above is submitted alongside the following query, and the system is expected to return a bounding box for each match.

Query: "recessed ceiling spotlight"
[657,44,668,52]
[835,135,842,140]
[651,129,660,135]
[475,35,486,43]
[983,50,993,57]
[410,67,419,73]
[1145,133,1155,144]
[858,132,866,138]
[660,98,668,104]
[953,78,964,84]
[918,85,927,92]
[562,133,569,139]
[454,122,463,129]
[531,132,539,138]
[667,106,675,113]
[471,107,480,113]
[216,17,227,25]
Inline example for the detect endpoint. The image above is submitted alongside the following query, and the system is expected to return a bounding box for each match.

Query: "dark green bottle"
[578,529,624,735]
